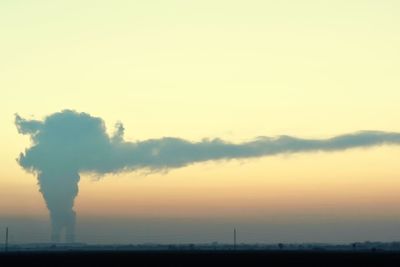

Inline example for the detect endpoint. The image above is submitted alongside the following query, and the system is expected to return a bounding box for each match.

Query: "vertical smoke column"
[14,111,106,243]
[39,171,79,243]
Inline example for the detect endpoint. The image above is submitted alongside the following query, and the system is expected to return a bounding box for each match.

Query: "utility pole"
[233,228,237,250]
[5,227,8,252]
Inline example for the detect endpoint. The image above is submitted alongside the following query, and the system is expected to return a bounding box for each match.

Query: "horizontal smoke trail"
[16,110,400,174]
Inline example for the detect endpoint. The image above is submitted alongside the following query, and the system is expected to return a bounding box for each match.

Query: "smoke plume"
[15,110,400,242]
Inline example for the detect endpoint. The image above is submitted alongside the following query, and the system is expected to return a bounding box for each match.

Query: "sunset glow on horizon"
[1,0,400,244]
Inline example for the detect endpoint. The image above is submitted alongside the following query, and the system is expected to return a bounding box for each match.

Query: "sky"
[1,0,400,244]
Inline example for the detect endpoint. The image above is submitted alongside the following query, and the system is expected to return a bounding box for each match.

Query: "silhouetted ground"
[2,251,400,267]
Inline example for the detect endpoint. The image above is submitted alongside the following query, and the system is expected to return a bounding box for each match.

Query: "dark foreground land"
[2,251,400,267]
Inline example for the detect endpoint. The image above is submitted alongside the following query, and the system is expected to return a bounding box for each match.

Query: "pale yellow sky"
[1,0,400,243]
